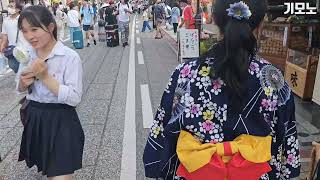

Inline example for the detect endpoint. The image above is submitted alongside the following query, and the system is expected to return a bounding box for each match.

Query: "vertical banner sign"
[179,29,200,58]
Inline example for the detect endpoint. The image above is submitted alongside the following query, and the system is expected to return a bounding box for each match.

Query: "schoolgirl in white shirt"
[17,5,84,180]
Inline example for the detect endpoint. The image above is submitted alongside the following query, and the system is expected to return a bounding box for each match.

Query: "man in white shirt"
[67,2,81,43]
[116,0,132,47]
[0,0,28,73]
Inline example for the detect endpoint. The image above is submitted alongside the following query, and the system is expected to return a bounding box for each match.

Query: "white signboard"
[179,29,199,58]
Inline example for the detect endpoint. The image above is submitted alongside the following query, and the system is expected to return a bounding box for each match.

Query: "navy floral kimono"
[143,48,301,179]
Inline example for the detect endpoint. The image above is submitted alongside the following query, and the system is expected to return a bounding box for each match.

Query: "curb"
[161,27,178,55]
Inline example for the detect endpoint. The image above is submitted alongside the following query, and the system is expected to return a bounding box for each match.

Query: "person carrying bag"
[0,0,25,73]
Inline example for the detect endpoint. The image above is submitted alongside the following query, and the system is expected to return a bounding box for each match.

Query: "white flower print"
[201,76,211,88]
[280,166,291,179]
[189,69,198,83]
[205,57,215,65]
[249,62,260,77]
[165,78,173,93]
[287,136,295,146]
[180,93,194,107]
[157,107,166,121]
[260,173,269,180]
[198,92,206,101]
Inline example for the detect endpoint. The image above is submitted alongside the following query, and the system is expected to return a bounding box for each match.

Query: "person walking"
[17,5,84,180]
[141,6,152,32]
[67,2,81,43]
[80,0,97,47]
[171,2,180,34]
[0,0,28,73]
[116,0,132,47]
[92,2,98,24]
[153,0,165,39]
[53,3,67,41]
[179,0,195,29]
[143,0,301,179]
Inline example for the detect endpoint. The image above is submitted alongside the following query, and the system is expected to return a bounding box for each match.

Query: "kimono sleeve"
[143,66,181,178]
[278,94,301,179]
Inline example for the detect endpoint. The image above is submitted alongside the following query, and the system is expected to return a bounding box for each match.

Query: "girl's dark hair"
[203,0,267,112]
[18,5,57,40]
[14,0,23,12]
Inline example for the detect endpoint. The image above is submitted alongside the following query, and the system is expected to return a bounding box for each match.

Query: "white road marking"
[137,51,144,64]
[141,84,154,128]
[136,37,141,44]
[120,16,136,180]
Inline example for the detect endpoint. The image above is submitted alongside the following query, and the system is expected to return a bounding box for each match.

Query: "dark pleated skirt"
[18,101,85,177]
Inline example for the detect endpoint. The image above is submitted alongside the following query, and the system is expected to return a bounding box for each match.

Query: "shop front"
[257,0,320,103]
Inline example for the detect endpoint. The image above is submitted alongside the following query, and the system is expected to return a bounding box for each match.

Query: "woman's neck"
[37,39,57,59]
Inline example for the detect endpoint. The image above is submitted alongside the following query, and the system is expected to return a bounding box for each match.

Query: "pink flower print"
[191,104,200,114]
[211,78,224,95]
[210,139,218,144]
[261,99,278,111]
[287,154,294,163]
[181,64,191,78]
[202,120,214,132]
[249,62,259,75]
[269,100,278,111]
[261,99,269,108]
[212,79,223,90]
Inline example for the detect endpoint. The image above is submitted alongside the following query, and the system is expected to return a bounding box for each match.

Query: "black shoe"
[94,40,97,45]
[122,43,126,47]
[87,43,90,47]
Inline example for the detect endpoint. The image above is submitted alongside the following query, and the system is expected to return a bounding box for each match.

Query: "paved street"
[0,15,320,179]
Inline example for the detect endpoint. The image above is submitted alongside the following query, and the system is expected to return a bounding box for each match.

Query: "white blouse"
[16,41,83,107]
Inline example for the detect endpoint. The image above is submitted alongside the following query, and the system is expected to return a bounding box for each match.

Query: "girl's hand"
[31,58,49,80]
[20,70,35,89]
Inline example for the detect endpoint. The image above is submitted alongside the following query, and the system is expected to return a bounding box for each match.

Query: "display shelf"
[285,49,319,100]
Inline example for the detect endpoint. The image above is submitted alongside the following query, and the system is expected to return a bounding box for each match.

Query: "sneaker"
[122,43,126,47]
[87,43,90,47]
[94,40,97,45]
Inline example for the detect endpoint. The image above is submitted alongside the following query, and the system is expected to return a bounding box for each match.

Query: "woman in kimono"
[143,0,301,179]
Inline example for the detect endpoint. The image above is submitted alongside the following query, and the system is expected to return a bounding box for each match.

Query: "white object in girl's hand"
[13,46,30,64]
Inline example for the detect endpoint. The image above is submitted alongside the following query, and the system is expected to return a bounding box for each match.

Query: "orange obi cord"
[176,130,272,180]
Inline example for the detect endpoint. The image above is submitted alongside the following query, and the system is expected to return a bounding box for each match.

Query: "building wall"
[1,0,10,11]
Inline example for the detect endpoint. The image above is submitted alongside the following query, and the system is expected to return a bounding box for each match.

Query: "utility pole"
[195,0,201,57]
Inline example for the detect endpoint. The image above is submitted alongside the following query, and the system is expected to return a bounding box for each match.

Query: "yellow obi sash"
[176,130,272,173]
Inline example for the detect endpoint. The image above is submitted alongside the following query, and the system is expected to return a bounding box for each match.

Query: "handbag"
[19,88,31,126]
[98,19,106,27]
[3,45,16,59]
[3,28,19,59]
[19,96,30,126]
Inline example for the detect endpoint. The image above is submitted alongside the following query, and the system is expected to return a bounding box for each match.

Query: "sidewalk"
[161,24,320,179]
[0,39,131,179]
